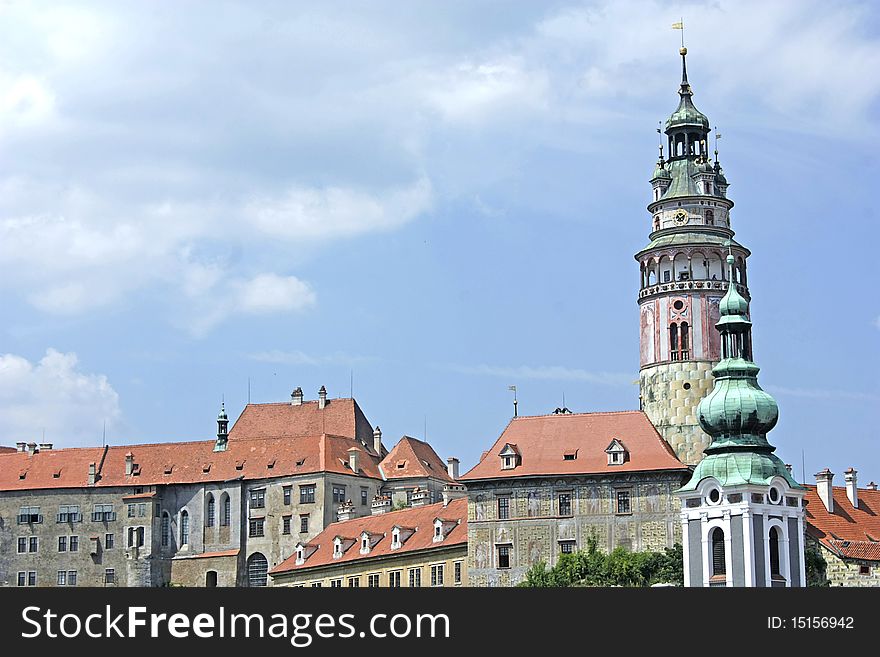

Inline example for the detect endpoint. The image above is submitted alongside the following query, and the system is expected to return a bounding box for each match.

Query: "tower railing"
[638,279,748,300]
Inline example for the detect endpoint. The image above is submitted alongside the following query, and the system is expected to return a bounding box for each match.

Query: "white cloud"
[231,273,316,314]
[245,176,433,241]
[0,349,121,447]
[444,363,633,386]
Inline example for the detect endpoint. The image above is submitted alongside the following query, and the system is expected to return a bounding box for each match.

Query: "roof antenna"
[508,385,518,417]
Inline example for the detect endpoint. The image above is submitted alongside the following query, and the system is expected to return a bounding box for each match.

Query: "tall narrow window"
[206,495,215,527]
[670,323,679,361]
[180,510,190,546]
[161,513,170,547]
[711,527,726,578]
[680,322,690,359]
[769,526,782,578]
[497,497,510,520]
[221,494,231,526]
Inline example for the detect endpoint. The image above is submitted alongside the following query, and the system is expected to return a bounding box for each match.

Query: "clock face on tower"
[673,209,689,225]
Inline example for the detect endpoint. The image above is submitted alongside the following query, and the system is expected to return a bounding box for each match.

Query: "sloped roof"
[0,446,16,454]
[229,398,375,447]
[460,411,687,481]
[805,485,880,562]
[380,436,454,482]
[270,498,467,575]
[0,433,382,492]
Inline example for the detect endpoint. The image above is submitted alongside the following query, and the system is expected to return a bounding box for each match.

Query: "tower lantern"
[636,46,751,465]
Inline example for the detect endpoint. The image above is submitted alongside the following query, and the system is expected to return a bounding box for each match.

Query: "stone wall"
[640,361,714,465]
[466,471,687,587]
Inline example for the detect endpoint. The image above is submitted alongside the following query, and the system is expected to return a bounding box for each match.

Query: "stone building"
[379,435,459,508]
[270,497,467,587]
[635,46,752,466]
[0,389,388,587]
[804,469,880,587]
[460,411,690,587]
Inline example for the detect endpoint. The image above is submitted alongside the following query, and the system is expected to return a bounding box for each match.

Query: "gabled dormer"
[391,525,416,550]
[605,438,628,466]
[499,443,520,470]
[332,535,356,559]
[359,530,383,555]
[433,516,459,543]
[295,542,319,565]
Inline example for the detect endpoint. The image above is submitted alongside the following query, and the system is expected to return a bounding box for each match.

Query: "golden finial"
[680,47,687,56]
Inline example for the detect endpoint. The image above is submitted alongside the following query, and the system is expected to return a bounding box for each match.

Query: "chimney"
[371,494,391,516]
[347,446,360,474]
[26,442,37,455]
[291,387,303,406]
[125,452,134,476]
[39,443,52,451]
[867,481,878,491]
[844,468,859,509]
[410,487,429,507]
[442,483,467,506]
[88,462,97,486]
[337,500,354,522]
[16,442,26,452]
[318,386,327,409]
[815,468,834,513]
[447,457,460,480]
[372,426,383,454]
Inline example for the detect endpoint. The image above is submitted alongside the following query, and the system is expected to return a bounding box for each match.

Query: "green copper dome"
[679,255,802,492]
[651,162,672,180]
[666,94,710,131]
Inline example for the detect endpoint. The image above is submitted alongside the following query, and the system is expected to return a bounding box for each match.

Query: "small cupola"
[214,402,229,452]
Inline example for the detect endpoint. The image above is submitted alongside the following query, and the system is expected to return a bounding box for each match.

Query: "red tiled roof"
[229,398,374,447]
[380,436,454,482]
[460,411,686,481]
[0,446,16,454]
[0,433,382,492]
[805,485,880,562]
[270,498,467,575]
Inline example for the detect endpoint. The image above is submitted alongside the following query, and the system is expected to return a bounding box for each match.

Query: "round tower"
[635,47,751,465]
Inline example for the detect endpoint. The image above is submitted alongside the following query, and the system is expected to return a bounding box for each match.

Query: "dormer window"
[333,536,355,559]
[391,525,414,550]
[361,537,369,553]
[392,528,401,549]
[499,444,520,470]
[295,542,318,565]
[333,539,343,558]
[433,518,458,543]
[563,451,577,461]
[605,439,628,466]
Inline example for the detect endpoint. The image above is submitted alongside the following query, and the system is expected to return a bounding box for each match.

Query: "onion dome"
[664,48,710,132]
[651,161,672,181]
[679,254,800,491]
[217,402,228,422]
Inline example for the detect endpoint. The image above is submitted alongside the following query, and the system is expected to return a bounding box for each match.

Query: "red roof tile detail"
[270,498,467,575]
[229,398,374,447]
[380,436,454,482]
[0,433,382,492]
[460,411,686,481]
[0,446,16,454]
[805,485,880,562]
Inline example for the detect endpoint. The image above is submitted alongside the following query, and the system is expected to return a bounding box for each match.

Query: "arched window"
[161,512,171,547]
[769,526,782,578]
[206,494,215,528]
[221,494,231,527]
[705,209,714,225]
[206,571,218,587]
[180,510,190,546]
[711,527,726,578]
[680,322,690,359]
[669,323,679,361]
[247,553,268,587]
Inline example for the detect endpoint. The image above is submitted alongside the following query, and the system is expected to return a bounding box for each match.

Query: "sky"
[0,0,878,485]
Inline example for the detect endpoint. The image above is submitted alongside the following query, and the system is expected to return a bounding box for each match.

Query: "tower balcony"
[638,278,749,301]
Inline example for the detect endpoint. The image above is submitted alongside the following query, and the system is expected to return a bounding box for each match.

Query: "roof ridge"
[512,409,642,420]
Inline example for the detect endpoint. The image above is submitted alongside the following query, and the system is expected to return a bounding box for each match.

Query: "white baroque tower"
[635,47,750,465]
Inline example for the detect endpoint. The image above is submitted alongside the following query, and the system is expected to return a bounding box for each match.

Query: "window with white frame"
[431,564,444,587]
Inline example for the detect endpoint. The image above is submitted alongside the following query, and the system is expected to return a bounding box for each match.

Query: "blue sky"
[0,1,877,485]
